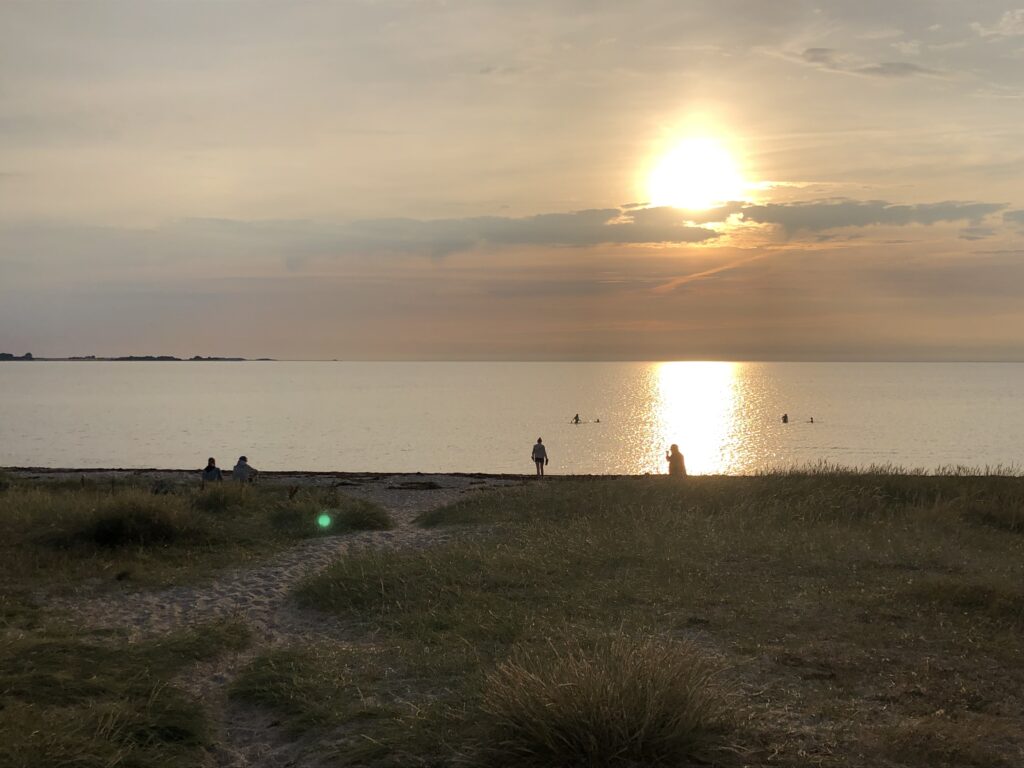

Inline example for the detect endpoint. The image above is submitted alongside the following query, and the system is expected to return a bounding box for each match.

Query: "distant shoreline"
[0,355,275,362]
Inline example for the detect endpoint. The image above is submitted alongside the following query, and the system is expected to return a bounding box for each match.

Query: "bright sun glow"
[654,361,742,474]
[647,137,746,210]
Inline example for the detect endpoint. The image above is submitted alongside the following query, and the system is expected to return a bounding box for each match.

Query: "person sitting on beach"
[666,444,686,477]
[531,438,549,477]
[201,457,223,485]
[232,455,258,483]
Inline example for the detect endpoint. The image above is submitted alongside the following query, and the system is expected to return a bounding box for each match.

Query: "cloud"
[738,199,1004,233]
[797,47,937,78]
[856,61,934,77]
[971,9,1024,38]
[1003,209,1024,226]
[0,209,721,273]
[1,200,1012,282]
[339,209,719,256]
[802,47,840,66]
[959,226,996,241]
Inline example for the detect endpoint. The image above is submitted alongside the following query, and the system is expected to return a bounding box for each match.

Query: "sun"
[647,137,746,210]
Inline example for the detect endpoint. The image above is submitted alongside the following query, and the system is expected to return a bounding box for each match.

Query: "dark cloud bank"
[0,200,1006,265]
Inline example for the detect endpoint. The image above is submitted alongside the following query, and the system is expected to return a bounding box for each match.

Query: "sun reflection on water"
[649,361,743,474]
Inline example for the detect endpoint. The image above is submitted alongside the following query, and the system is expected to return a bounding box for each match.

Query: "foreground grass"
[0,476,393,767]
[0,478,391,596]
[0,618,251,768]
[239,473,1024,767]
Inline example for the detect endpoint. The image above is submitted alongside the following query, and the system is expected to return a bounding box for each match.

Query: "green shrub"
[331,503,393,532]
[78,493,205,548]
[480,632,731,767]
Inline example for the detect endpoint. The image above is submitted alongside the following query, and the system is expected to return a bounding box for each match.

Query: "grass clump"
[0,479,390,590]
[191,482,251,513]
[962,493,1024,534]
[0,619,251,768]
[230,645,393,733]
[481,632,730,768]
[272,489,393,534]
[83,492,206,548]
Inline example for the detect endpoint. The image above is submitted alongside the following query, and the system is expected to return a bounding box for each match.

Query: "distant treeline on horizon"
[0,353,273,362]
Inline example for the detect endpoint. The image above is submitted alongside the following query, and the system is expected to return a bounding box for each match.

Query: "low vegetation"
[0,474,392,768]
[480,633,731,767]
[273,473,1024,766]
[3,470,1022,766]
[0,619,251,768]
[0,476,392,593]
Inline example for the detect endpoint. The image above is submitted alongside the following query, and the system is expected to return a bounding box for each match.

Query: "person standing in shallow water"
[531,438,549,477]
[666,444,686,476]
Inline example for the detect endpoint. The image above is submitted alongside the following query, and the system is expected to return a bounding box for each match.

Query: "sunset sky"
[2,1,1023,360]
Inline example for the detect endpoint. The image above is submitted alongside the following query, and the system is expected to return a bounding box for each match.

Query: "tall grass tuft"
[272,489,393,534]
[480,632,731,767]
[75,492,205,548]
[191,483,250,513]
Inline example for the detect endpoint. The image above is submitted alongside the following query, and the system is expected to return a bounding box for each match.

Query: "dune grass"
[0,476,397,768]
[267,473,1024,767]
[480,633,731,767]
[0,618,251,768]
[0,477,392,593]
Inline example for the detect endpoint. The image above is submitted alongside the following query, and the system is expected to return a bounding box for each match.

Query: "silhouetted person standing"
[666,444,686,477]
[572,413,581,424]
[233,455,258,483]
[531,438,549,476]
[782,413,789,424]
[201,457,223,486]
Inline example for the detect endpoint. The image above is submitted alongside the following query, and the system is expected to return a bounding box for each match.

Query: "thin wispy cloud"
[796,47,939,77]
[971,9,1024,37]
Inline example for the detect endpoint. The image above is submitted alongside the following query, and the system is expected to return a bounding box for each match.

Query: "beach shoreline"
[1,466,635,483]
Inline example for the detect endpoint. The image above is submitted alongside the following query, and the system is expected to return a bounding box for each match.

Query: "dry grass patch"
[291,474,1024,766]
[481,632,732,767]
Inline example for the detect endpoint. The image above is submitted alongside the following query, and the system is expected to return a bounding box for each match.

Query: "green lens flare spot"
[317,512,333,529]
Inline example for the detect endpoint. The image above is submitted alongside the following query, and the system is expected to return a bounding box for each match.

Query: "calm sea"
[0,361,1021,475]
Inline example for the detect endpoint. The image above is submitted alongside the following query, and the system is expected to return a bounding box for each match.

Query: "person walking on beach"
[201,457,223,486]
[572,413,581,424]
[233,455,258,483]
[531,438,549,477]
[666,444,686,477]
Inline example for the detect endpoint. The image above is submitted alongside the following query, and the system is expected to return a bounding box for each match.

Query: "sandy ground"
[11,468,526,768]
